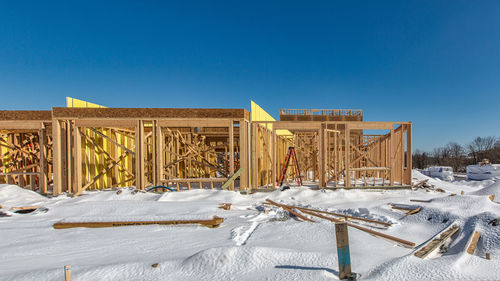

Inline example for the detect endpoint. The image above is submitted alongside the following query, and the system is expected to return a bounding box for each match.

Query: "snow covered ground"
[0,170,499,281]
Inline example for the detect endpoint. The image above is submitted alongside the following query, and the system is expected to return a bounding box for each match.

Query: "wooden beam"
[466,230,481,255]
[414,224,460,259]
[221,168,244,190]
[229,120,234,190]
[135,120,145,190]
[73,125,82,194]
[53,216,224,229]
[345,124,350,187]
[52,120,63,195]
[265,199,315,222]
[39,126,48,193]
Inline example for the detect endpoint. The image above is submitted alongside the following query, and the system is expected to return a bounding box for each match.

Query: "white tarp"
[467,164,500,180]
[422,166,454,181]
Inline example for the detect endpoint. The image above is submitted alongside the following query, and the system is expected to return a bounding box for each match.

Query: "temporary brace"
[277,147,302,186]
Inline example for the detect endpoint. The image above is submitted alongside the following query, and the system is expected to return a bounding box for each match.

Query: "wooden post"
[389,127,394,186]
[52,120,63,195]
[135,120,145,190]
[335,222,353,280]
[66,121,73,193]
[319,123,326,188]
[73,126,82,194]
[272,130,276,188]
[64,265,71,281]
[239,119,248,190]
[345,124,351,187]
[39,125,48,194]
[229,120,235,190]
[406,123,412,185]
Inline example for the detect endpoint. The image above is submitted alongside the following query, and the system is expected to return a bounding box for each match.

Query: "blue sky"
[1,1,499,151]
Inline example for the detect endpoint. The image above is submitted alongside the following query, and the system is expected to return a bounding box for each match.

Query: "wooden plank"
[296,206,414,247]
[265,199,315,222]
[10,206,40,210]
[414,224,460,259]
[290,205,392,227]
[53,216,224,229]
[221,168,244,190]
[466,230,481,255]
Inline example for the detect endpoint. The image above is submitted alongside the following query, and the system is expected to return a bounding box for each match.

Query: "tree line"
[412,136,500,172]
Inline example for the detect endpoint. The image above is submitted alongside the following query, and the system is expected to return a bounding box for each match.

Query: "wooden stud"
[64,265,71,281]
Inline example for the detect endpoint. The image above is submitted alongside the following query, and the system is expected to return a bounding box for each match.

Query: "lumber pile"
[53,216,224,229]
[264,199,415,248]
[411,179,441,192]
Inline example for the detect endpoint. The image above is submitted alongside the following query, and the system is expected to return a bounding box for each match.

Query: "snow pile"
[0,184,49,208]
[0,172,499,281]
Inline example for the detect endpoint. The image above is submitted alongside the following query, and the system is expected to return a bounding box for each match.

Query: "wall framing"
[0,106,411,194]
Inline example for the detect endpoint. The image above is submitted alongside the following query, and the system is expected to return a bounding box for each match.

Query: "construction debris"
[390,204,421,217]
[414,224,460,259]
[264,199,414,248]
[218,203,232,210]
[265,199,314,222]
[466,230,481,255]
[410,199,432,203]
[53,216,224,229]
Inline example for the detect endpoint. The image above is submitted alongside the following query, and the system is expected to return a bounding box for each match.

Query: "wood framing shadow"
[275,265,339,278]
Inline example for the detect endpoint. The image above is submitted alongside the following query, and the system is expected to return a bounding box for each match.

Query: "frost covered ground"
[0,170,499,281]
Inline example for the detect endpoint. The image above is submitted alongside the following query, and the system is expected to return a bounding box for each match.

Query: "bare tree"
[446,142,464,172]
[467,136,497,162]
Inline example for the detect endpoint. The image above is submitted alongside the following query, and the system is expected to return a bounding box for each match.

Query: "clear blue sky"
[1,1,499,151]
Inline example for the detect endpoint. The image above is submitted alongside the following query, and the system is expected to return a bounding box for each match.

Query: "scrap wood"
[404,207,421,216]
[410,199,432,203]
[297,206,415,248]
[10,205,40,210]
[265,199,315,222]
[284,205,392,227]
[412,179,429,188]
[53,216,224,229]
[219,203,232,210]
[391,204,421,215]
[466,230,481,255]
[414,224,460,259]
[391,204,416,211]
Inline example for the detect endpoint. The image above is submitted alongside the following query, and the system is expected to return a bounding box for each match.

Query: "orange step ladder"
[278,147,303,186]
